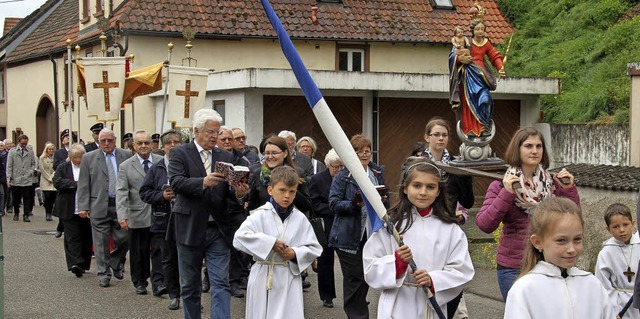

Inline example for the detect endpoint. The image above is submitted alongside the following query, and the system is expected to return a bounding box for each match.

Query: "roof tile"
[551,164,640,192]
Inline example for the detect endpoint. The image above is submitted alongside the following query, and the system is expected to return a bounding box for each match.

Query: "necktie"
[202,150,211,174]
[107,153,116,196]
[20,148,24,156]
[143,159,150,174]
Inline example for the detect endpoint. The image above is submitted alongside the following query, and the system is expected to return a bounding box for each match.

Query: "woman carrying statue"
[449,20,505,138]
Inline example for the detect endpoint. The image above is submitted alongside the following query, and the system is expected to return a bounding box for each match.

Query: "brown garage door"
[263,95,363,162]
[378,98,521,197]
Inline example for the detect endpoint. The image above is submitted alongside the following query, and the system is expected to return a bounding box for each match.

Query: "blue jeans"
[497,267,520,301]
[177,226,231,319]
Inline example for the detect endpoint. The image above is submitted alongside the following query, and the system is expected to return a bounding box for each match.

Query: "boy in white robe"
[233,166,322,319]
[595,203,640,319]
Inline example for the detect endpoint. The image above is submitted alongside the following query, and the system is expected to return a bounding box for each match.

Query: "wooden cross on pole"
[92,70,119,112]
[176,79,199,118]
[625,266,635,283]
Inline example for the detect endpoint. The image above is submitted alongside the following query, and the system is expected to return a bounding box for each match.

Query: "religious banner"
[166,65,209,128]
[122,62,164,103]
[80,57,127,121]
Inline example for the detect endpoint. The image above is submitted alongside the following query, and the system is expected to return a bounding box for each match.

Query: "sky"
[0,0,48,37]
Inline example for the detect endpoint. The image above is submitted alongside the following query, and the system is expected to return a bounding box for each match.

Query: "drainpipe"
[372,90,379,163]
[49,53,60,148]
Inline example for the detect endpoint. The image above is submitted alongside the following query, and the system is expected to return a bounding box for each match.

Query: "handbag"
[308,208,328,247]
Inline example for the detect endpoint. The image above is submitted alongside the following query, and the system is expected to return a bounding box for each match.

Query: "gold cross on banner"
[176,80,199,118]
[92,71,119,112]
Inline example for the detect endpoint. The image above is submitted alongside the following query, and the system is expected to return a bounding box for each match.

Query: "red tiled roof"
[5,0,78,63]
[5,0,513,63]
[116,0,512,44]
[3,18,22,36]
[551,164,640,192]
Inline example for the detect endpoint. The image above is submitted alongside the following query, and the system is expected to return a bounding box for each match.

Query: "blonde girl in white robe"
[504,197,615,319]
[363,157,474,318]
[595,203,640,319]
[233,166,323,319]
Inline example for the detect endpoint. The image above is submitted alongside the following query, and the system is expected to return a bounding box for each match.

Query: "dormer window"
[431,0,454,9]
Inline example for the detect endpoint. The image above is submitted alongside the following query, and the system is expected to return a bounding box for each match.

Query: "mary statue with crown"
[449,2,505,141]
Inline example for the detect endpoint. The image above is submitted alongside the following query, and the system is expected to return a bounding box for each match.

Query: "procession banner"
[166,65,208,128]
[122,62,164,103]
[80,57,127,121]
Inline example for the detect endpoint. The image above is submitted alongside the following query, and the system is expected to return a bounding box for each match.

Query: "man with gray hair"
[278,130,313,178]
[231,128,259,165]
[78,128,131,288]
[169,109,249,319]
[116,130,163,295]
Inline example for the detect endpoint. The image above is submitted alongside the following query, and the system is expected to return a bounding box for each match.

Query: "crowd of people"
[2,108,639,319]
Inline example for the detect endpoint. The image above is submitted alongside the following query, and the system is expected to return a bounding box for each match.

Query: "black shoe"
[168,298,180,310]
[99,278,110,288]
[71,265,83,278]
[153,286,168,297]
[202,277,210,293]
[302,280,311,289]
[135,285,148,295]
[113,266,124,280]
[322,300,334,308]
[239,277,248,290]
[231,286,244,298]
[55,231,63,238]
[23,215,30,222]
[13,214,18,221]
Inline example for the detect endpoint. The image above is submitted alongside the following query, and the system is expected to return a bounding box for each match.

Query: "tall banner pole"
[66,39,74,144]
[160,42,173,133]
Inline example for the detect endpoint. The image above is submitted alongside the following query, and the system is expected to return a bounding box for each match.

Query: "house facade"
[1,0,559,185]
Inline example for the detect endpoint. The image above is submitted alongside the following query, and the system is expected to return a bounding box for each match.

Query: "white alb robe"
[595,232,640,319]
[504,261,615,319]
[363,208,474,319]
[233,202,323,319]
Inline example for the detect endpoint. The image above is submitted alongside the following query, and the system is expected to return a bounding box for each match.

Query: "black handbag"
[308,209,328,247]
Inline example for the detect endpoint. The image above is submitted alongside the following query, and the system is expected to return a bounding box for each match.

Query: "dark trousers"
[11,185,34,216]
[129,227,151,288]
[0,182,5,214]
[150,232,165,291]
[62,215,93,271]
[162,237,181,298]
[43,190,56,216]
[228,247,250,288]
[4,183,12,212]
[317,217,336,301]
[335,238,369,319]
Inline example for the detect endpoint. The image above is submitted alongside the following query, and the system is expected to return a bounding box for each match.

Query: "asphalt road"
[2,206,504,318]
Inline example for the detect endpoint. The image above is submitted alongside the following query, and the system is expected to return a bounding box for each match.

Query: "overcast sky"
[0,0,48,37]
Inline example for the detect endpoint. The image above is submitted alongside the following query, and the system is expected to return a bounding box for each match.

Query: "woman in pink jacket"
[475,127,579,300]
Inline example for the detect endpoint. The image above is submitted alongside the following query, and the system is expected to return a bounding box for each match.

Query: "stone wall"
[576,188,639,272]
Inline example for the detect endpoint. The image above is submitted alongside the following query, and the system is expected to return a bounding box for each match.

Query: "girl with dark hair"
[475,126,580,300]
[363,157,474,318]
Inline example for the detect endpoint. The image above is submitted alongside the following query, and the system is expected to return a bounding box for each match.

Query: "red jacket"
[475,179,580,269]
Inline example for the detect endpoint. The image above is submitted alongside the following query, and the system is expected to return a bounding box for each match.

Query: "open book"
[352,185,389,204]
[214,162,250,184]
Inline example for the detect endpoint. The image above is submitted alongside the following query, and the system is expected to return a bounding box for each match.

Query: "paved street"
[2,206,504,318]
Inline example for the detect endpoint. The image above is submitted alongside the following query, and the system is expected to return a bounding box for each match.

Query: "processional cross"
[176,80,199,118]
[92,70,119,112]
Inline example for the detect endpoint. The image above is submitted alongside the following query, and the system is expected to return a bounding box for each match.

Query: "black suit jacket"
[168,141,236,247]
[53,148,68,171]
[84,142,99,153]
[309,169,334,219]
[52,161,77,220]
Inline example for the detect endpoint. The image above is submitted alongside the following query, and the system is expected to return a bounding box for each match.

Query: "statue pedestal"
[453,120,505,167]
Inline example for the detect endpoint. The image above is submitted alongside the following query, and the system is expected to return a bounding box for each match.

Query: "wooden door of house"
[263,95,363,162]
[378,98,521,197]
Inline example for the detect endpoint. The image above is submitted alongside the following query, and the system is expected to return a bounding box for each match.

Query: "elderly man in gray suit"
[78,128,131,288]
[116,130,163,295]
[6,134,37,222]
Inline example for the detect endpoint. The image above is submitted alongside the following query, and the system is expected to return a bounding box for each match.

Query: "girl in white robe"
[363,157,474,318]
[504,197,615,319]
[595,203,640,319]
[233,166,323,319]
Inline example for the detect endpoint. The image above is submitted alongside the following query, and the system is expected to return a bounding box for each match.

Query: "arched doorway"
[35,96,57,154]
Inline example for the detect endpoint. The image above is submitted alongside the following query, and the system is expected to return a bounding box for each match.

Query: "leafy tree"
[496,0,640,124]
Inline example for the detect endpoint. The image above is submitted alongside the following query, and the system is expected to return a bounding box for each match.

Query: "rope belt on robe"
[256,257,289,290]
[615,288,634,293]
